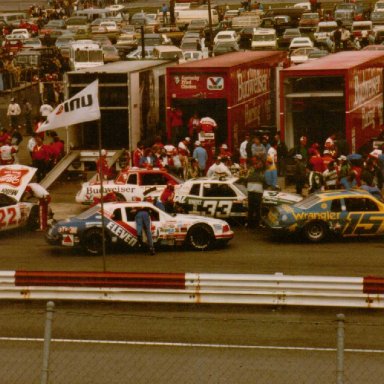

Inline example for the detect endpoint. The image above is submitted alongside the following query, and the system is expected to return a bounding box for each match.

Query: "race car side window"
[364,199,379,212]
[330,199,342,212]
[344,198,378,212]
[112,208,122,221]
[190,183,200,196]
[125,208,137,221]
[141,174,167,185]
[127,174,137,185]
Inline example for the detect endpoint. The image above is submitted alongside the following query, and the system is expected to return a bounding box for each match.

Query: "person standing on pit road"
[192,140,208,176]
[239,134,249,168]
[7,98,21,129]
[134,205,155,255]
[161,3,169,25]
[160,183,175,213]
[96,149,113,180]
[39,99,53,121]
[23,98,33,135]
[246,157,265,228]
[206,156,232,178]
[293,154,307,195]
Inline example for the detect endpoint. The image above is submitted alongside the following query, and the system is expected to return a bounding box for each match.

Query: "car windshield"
[337,4,354,9]
[294,194,321,209]
[353,25,371,31]
[318,26,336,32]
[75,49,103,62]
[302,13,318,19]
[253,34,275,41]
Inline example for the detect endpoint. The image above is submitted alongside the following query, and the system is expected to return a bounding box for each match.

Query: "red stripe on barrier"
[363,276,384,294]
[15,271,186,290]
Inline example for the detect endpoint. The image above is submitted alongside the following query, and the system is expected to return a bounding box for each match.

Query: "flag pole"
[98,117,107,272]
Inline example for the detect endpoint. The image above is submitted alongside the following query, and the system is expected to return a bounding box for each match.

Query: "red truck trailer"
[280,51,384,153]
[166,51,286,152]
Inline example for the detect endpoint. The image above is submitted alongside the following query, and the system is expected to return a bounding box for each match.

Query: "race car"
[0,165,49,232]
[46,201,234,254]
[264,189,384,242]
[174,177,248,219]
[75,168,182,205]
[171,177,303,219]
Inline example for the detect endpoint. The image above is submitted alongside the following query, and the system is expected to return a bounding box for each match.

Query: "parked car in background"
[213,40,240,55]
[370,10,384,25]
[290,47,320,64]
[298,12,320,32]
[115,32,138,57]
[126,46,155,59]
[183,50,207,61]
[213,30,239,45]
[279,28,301,48]
[102,45,120,62]
[289,36,314,50]
[22,38,43,49]
[314,21,337,43]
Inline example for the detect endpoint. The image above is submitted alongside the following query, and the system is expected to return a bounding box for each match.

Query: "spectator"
[31,135,50,182]
[139,148,154,168]
[161,3,169,24]
[308,163,324,194]
[246,157,265,228]
[264,156,278,189]
[0,138,17,165]
[187,112,200,141]
[133,141,145,168]
[293,154,306,195]
[239,134,249,168]
[160,183,175,213]
[323,161,338,190]
[296,136,308,163]
[192,140,208,176]
[6,98,21,129]
[251,136,266,161]
[206,156,231,178]
[275,133,288,176]
[96,149,112,180]
[178,137,191,157]
[170,107,183,145]
[39,99,53,120]
[22,99,33,135]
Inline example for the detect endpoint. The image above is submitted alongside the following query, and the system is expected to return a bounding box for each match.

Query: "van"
[74,8,115,22]
[251,28,277,49]
[175,9,219,29]
[314,21,338,42]
[69,41,104,71]
[0,12,27,28]
[152,45,185,62]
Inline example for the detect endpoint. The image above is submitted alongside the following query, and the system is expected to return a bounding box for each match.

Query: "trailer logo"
[237,68,269,102]
[207,77,224,90]
[354,69,381,107]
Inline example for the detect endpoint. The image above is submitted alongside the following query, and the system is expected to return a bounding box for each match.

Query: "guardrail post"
[41,301,55,384]
[336,313,345,384]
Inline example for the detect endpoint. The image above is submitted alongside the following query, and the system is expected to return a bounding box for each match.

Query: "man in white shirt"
[7,98,21,129]
[39,100,53,119]
[206,157,232,178]
[239,134,249,167]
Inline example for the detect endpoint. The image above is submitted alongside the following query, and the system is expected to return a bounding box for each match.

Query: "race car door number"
[203,201,232,217]
[0,207,18,228]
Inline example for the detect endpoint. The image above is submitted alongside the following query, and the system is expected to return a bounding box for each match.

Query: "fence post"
[41,301,55,384]
[336,313,345,384]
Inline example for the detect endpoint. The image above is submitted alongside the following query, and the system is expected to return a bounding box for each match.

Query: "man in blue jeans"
[135,206,155,255]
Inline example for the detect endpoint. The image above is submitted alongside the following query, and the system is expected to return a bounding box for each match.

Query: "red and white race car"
[0,165,50,232]
[75,168,182,204]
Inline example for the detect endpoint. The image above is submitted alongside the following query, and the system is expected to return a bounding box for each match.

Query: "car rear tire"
[304,221,327,243]
[83,228,105,255]
[186,224,214,251]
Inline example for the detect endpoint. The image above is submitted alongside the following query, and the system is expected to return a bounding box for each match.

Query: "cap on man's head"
[221,144,228,149]
[338,155,347,161]
[195,140,201,146]
[185,137,191,142]
[294,154,302,160]
[300,136,306,142]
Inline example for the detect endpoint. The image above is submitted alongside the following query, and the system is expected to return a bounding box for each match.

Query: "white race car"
[75,168,182,204]
[0,165,49,231]
[47,201,234,254]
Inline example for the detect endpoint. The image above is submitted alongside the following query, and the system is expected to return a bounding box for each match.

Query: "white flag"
[36,80,100,133]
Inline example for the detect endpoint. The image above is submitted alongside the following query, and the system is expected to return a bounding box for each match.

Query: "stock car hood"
[0,165,37,202]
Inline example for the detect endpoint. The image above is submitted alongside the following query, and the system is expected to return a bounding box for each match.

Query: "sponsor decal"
[62,234,75,246]
[0,168,29,188]
[106,221,137,246]
[207,77,224,90]
[293,212,340,221]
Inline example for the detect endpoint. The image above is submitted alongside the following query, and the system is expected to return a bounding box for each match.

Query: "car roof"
[314,189,375,200]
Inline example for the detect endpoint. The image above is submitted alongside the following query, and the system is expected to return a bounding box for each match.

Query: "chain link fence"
[0,302,383,384]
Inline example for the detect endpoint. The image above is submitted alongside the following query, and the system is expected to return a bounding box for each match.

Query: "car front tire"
[83,228,105,255]
[303,221,328,243]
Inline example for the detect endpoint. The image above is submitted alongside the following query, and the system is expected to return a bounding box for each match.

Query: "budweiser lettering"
[237,68,269,102]
[354,69,381,107]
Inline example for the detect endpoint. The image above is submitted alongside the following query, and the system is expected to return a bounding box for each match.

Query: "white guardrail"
[0,271,383,308]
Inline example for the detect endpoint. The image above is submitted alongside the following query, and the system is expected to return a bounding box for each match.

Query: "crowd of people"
[0,96,65,182]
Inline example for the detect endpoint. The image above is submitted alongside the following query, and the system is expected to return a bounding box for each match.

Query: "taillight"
[223,224,230,232]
